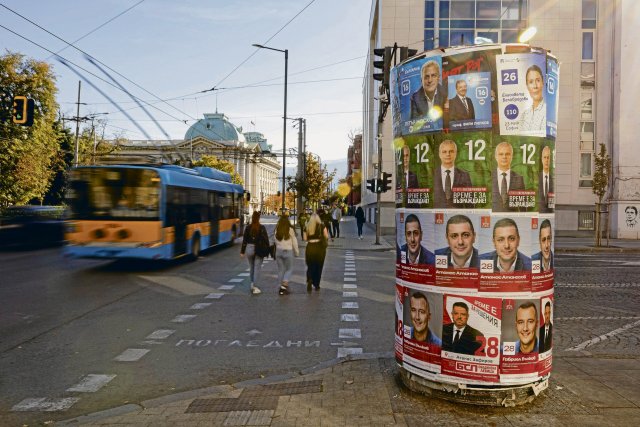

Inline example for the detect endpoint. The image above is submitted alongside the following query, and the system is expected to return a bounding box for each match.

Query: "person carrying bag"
[304,210,329,292]
[240,211,270,295]
[273,214,299,295]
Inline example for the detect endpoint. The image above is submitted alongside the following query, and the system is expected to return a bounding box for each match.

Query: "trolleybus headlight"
[117,229,130,239]
[93,228,106,239]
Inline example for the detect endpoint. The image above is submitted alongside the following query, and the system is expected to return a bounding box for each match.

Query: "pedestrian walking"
[240,211,270,295]
[331,204,342,238]
[355,205,365,240]
[321,208,334,240]
[298,210,309,240]
[273,214,299,295]
[304,210,329,292]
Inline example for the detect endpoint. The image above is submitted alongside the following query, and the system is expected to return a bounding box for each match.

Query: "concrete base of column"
[399,366,549,407]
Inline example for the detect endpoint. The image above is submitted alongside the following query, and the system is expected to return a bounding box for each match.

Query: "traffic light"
[12,96,34,126]
[380,172,392,193]
[399,47,418,62]
[366,178,377,193]
[372,46,392,90]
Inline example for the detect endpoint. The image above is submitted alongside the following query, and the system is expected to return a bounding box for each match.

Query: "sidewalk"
[302,217,394,252]
[60,352,639,426]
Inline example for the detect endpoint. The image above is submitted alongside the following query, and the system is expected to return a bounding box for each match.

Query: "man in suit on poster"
[435,214,479,269]
[492,141,525,212]
[397,144,419,190]
[410,60,445,121]
[434,139,473,208]
[538,146,554,212]
[442,302,484,355]
[532,219,554,272]
[480,218,532,272]
[397,214,435,265]
[538,300,553,353]
[448,79,476,122]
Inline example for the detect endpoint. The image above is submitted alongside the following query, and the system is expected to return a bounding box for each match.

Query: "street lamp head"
[252,43,264,48]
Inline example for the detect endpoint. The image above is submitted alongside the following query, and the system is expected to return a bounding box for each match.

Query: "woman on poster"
[519,64,546,133]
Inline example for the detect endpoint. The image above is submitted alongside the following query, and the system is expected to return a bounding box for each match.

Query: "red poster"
[500,298,541,383]
[402,287,443,374]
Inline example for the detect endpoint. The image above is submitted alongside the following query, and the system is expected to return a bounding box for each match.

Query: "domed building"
[98,112,281,213]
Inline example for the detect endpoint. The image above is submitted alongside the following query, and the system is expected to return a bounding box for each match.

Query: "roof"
[184,113,246,145]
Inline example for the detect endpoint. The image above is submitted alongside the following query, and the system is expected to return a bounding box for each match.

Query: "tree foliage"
[287,153,335,206]
[192,154,244,185]
[0,52,60,207]
[592,143,611,204]
[262,192,295,213]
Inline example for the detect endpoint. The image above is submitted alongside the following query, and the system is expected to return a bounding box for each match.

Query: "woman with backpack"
[240,211,270,295]
[304,210,329,292]
[273,214,299,295]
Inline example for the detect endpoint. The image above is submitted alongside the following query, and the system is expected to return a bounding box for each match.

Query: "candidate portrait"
[492,141,525,212]
[397,144,418,190]
[397,214,435,265]
[515,301,539,354]
[538,146,554,212]
[532,219,554,272]
[435,214,479,269]
[442,302,484,355]
[408,291,442,346]
[519,64,546,133]
[410,60,445,121]
[448,79,476,122]
[434,139,473,208]
[480,218,532,273]
[538,300,553,353]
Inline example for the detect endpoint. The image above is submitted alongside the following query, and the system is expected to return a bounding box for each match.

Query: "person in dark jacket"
[304,210,329,292]
[355,206,366,239]
[240,211,269,295]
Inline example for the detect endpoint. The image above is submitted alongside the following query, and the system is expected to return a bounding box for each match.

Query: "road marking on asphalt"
[341,314,359,322]
[566,319,640,351]
[190,302,212,310]
[343,291,358,297]
[171,314,197,323]
[205,293,224,299]
[343,277,357,281]
[228,278,244,283]
[556,316,640,320]
[219,285,236,290]
[146,329,176,340]
[344,271,356,275]
[12,397,80,412]
[238,272,250,276]
[66,374,116,393]
[342,302,359,309]
[339,328,361,338]
[337,348,362,358]
[343,284,357,289]
[114,348,150,362]
[345,267,356,271]
[137,275,213,296]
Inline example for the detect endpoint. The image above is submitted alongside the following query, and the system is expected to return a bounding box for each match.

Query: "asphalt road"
[0,237,638,425]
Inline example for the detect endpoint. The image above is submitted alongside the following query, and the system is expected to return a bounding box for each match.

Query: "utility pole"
[74,81,81,167]
[296,118,304,215]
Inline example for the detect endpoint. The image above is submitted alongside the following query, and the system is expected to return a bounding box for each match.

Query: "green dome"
[184,113,246,144]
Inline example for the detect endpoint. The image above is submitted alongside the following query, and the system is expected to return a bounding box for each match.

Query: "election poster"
[396,209,436,285]
[500,298,541,384]
[396,134,436,208]
[491,136,539,213]
[546,55,559,138]
[537,140,555,213]
[538,294,554,376]
[390,66,402,139]
[531,215,555,293]
[434,132,492,210]
[402,286,443,374]
[395,283,405,363]
[396,55,445,135]
[440,294,502,384]
[478,214,533,294]
[434,212,481,290]
[496,51,547,137]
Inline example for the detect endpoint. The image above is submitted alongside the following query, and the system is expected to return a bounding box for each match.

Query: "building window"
[451,1,475,19]
[580,62,595,88]
[580,153,593,178]
[578,211,595,230]
[581,92,594,119]
[502,1,523,20]
[582,32,594,60]
[476,1,501,19]
[451,30,474,45]
[582,0,597,29]
[580,122,595,150]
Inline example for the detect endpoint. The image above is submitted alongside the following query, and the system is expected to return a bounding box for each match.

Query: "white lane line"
[171,314,197,323]
[114,348,149,362]
[343,277,357,281]
[205,293,224,299]
[337,348,362,358]
[12,397,80,412]
[190,302,212,310]
[344,272,356,276]
[228,278,244,283]
[341,314,359,322]
[67,374,116,393]
[345,267,356,271]
[219,285,235,290]
[342,302,359,309]
[566,319,640,351]
[339,328,361,339]
[343,292,358,298]
[343,284,357,289]
[146,329,175,340]
[238,273,250,276]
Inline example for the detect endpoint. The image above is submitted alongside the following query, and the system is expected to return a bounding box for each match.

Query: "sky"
[1,0,372,168]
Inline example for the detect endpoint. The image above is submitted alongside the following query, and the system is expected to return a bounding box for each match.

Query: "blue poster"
[397,55,444,135]
[447,72,492,131]
[546,56,559,138]
[391,66,402,138]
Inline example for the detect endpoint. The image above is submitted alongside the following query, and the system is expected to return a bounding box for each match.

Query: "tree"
[288,153,335,208]
[592,143,612,247]
[192,154,244,185]
[75,118,122,165]
[1,52,59,207]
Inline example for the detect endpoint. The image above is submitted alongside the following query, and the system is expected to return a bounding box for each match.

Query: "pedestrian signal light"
[366,178,377,193]
[380,172,392,193]
[12,96,34,126]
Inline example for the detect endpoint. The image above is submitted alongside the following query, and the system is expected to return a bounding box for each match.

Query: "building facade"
[346,134,363,209]
[363,0,640,238]
[98,112,281,213]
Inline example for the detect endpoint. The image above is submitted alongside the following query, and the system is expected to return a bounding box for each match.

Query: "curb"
[556,247,640,253]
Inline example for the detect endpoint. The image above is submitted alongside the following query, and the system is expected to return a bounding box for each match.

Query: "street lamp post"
[253,43,288,212]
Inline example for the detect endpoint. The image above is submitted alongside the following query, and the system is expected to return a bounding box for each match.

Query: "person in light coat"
[274,214,299,295]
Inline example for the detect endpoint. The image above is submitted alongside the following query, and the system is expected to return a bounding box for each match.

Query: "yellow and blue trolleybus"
[64,165,246,260]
